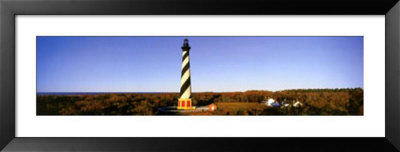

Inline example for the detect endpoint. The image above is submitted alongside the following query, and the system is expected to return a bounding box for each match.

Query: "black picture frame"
[1,0,399,151]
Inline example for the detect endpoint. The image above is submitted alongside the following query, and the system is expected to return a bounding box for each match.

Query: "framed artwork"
[1,0,399,151]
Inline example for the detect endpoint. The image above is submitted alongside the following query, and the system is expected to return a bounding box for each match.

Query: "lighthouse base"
[177,98,195,110]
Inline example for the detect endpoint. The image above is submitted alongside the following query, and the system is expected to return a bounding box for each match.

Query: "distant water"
[37,92,177,95]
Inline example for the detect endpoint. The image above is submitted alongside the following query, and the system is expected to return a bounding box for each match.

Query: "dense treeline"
[37,88,363,115]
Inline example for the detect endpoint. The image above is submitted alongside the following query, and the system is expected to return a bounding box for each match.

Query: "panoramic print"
[37,36,363,115]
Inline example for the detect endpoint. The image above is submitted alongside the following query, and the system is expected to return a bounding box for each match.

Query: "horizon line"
[37,87,364,94]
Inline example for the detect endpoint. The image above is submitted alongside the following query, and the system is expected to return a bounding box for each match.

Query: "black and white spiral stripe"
[180,49,192,99]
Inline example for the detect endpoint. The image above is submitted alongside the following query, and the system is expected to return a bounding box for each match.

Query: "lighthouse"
[178,39,195,110]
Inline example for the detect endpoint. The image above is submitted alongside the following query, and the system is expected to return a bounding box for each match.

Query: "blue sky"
[37,36,363,92]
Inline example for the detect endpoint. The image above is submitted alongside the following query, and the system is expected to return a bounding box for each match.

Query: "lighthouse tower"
[178,39,195,110]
